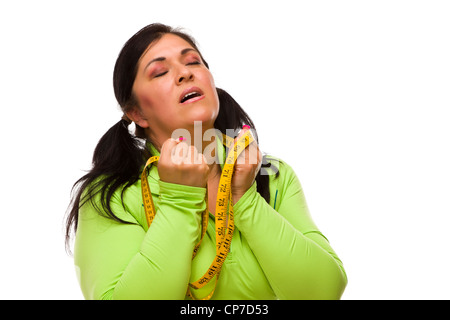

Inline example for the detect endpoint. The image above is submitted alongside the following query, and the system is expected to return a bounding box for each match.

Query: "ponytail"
[64,119,148,252]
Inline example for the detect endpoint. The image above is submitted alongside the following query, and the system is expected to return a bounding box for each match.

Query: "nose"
[177,67,194,84]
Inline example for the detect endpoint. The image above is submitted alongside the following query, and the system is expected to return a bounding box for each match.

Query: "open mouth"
[179,87,204,104]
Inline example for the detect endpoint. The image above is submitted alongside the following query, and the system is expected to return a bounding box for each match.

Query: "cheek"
[208,76,219,109]
[205,71,216,89]
[135,85,171,114]
[198,71,218,102]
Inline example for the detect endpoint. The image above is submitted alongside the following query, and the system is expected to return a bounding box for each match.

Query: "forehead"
[140,33,195,62]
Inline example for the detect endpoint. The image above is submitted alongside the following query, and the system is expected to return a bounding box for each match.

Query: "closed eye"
[154,71,168,78]
[153,60,199,78]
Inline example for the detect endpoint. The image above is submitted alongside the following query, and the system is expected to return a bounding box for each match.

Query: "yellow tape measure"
[140,130,254,300]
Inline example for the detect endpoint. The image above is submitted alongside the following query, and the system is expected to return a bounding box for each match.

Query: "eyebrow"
[144,48,197,71]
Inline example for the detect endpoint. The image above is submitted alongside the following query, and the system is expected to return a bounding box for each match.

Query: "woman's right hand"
[157,138,211,188]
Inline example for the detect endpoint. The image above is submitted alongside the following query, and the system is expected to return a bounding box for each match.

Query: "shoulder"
[260,155,319,233]
[261,154,307,205]
[261,154,299,185]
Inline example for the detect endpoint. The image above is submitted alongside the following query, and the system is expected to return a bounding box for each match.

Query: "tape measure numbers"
[140,130,254,300]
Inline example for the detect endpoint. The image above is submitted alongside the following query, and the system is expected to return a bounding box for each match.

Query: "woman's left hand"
[231,127,262,204]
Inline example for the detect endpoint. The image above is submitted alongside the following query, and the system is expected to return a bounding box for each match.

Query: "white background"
[0,0,449,300]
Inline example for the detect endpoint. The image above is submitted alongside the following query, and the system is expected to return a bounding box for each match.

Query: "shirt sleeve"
[74,180,205,300]
[233,160,348,299]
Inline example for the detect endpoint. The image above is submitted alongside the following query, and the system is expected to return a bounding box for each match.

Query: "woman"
[65,23,347,300]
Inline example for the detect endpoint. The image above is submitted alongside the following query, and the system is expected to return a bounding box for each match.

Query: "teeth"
[182,91,201,103]
[184,92,198,99]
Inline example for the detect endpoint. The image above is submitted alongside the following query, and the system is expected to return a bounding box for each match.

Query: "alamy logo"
[170,121,279,176]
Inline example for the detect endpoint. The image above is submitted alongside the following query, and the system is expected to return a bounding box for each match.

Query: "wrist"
[232,192,244,205]
[232,182,256,206]
[232,182,258,216]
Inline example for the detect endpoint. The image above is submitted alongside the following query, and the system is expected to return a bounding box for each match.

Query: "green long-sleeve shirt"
[74,142,347,300]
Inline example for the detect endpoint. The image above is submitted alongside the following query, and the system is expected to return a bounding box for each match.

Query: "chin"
[185,104,218,127]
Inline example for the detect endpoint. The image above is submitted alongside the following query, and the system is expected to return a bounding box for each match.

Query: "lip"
[179,86,205,104]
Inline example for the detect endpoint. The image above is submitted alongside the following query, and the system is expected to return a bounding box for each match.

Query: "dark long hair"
[65,23,273,251]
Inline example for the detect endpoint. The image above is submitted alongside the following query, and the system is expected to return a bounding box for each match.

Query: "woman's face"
[130,33,219,147]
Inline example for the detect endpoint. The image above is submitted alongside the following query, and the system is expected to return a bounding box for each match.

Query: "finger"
[182,145,198,164]
[197,152,208,166]
[200,153,207,164]
[237,143,257,165]
[182,145,204,165]
[234,124,257,149]
[235,125,259,162]
[160,138,179,160]
[193,146,206,165]
[173,140,189,164]
[234,124,251,142]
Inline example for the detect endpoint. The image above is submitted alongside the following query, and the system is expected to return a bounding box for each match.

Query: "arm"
[233,161,347,299]
[74,181,205,300]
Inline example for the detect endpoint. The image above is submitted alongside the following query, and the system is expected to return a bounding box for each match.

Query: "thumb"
[234,124,252,143]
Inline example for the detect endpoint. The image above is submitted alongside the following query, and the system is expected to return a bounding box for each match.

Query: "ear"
[125,107,149,129]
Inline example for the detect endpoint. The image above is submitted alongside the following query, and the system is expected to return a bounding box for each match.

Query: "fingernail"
[242,125,251,130]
